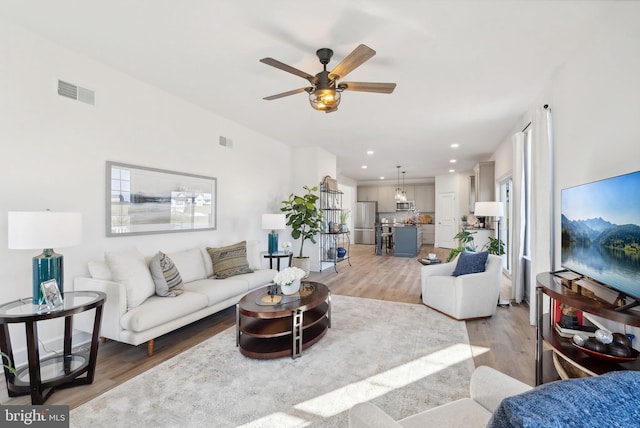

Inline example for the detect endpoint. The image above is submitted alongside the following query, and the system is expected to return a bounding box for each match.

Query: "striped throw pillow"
[150,251,185,296]
[207,241,254,279]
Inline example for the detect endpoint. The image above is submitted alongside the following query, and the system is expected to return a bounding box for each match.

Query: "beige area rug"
[70,295,475,427]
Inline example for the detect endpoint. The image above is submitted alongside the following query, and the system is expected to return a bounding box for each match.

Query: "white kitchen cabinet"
[473,162,495,208]
[422,224,435,245]
[357,186,378,202]
[377,186,396,212]
[414,184,435,212]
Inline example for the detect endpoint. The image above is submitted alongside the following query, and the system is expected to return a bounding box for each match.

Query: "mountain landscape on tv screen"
[562,214,640,251]
[561,215,640,253]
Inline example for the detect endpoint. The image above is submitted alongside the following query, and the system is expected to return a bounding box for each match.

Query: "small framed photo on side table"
[41,279,63,308]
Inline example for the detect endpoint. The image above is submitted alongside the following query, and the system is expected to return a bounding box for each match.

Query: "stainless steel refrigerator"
[354,201,378,244]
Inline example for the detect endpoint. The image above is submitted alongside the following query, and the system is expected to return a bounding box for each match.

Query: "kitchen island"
[393,225,423,257]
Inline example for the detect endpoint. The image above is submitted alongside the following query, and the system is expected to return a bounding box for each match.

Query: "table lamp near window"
[8,211,82,305]
[262,213,286,254]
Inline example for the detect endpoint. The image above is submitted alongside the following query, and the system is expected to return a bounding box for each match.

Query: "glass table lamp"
[262,214,286,254]
[8,211,82,305]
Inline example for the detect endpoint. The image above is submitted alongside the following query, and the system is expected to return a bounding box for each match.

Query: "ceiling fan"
[260,44,396,113]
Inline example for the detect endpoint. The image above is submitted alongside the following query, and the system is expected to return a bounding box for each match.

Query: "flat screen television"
[561,170,640,307]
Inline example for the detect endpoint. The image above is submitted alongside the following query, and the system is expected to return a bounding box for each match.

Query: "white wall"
[490,4,640,326]
[1,23,294,353]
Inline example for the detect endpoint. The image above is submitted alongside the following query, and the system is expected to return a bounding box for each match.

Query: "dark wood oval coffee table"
[236,281,331,359]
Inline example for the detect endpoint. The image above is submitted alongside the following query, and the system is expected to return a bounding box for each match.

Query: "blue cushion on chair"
[451,251,489,277]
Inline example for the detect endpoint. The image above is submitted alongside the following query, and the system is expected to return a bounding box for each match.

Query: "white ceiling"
[2,1,606,183]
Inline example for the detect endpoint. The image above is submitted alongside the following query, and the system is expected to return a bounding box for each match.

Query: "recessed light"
[451,143,459,148]
[361,165,367,169]
[379,176,385,180]
[449,169,455,173]
[449,159,456,163]
[367,150,374,155]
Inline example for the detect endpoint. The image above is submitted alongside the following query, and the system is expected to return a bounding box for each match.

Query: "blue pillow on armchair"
[451,251,489,277]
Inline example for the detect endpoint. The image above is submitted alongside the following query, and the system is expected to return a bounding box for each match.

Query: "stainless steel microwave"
[396,201,415,211]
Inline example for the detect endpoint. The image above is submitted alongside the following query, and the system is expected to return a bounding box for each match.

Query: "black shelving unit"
[319,185,351,272]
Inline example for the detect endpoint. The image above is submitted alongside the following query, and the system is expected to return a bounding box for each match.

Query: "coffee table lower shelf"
[239,318,329,359]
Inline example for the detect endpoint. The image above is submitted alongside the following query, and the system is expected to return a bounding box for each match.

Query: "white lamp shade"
[8,211,82,250]
[261,213,286,231]
[474,202,504,218]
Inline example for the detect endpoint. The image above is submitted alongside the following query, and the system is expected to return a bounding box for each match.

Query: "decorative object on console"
[41,279,63,308]
[8,210,82,305]
[273,267,305,295]
[262,213,286,254]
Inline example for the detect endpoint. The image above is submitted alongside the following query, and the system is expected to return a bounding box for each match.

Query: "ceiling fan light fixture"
[309,88,341,111]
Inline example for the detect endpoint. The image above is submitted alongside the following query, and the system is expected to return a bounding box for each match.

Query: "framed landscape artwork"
[106,161,217,236]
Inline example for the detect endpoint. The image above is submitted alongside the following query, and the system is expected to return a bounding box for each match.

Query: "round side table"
[0,291,105,404]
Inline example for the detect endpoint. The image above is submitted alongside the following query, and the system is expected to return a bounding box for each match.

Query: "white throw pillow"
[105,247,155,309]
[245,240,262,271]
[87,260,112,280]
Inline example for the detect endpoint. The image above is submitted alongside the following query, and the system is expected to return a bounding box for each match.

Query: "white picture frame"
[41,279,63,308]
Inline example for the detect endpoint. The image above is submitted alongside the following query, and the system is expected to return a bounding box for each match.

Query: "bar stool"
[381,231,393,254]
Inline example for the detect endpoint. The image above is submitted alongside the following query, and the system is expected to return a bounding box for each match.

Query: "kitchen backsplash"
[379,211,434,224]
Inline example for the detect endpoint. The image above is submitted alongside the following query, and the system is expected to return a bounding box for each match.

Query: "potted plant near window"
[281,185,324,278]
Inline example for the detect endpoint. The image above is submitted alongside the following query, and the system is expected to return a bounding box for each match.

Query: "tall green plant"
[281,185,324,258]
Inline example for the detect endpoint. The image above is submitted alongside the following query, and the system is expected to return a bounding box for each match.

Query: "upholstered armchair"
[421,253,503,320]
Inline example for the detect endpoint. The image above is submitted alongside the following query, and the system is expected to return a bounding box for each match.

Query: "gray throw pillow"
[452,251,489,277]
[150,251,185,296]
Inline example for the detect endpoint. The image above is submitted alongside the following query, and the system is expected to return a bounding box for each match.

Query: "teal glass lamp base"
[268,232,278,254]
[32,249,63,305]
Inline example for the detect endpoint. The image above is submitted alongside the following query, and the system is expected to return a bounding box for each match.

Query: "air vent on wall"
[57,80,95,105]
[219,136,233,148]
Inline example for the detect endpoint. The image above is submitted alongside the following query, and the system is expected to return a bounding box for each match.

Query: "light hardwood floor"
[3,244,536,408]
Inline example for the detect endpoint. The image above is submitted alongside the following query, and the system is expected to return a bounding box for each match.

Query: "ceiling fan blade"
[329,44,376,80]
[263,87,313,101]
[260,58,317,84]
[338,82,397,94]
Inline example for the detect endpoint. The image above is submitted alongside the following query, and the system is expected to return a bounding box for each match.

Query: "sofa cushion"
[234,269,277,290]
[206,241,254,279]
[452,251,489,277]
[120,291,208,332]
[399,398,492,428]
[87,260,112,280]
[149,252,185,297]
[166,248,207,283]
[184,278,251,306]
[105,247,155,309]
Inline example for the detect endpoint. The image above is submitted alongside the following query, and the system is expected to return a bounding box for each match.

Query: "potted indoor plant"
[339,209,350,232]
[281,185,324,277]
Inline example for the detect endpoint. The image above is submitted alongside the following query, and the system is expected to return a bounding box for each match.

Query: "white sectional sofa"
[74,241,276,356]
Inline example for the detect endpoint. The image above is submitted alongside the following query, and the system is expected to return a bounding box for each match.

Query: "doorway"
[436,192,457,248]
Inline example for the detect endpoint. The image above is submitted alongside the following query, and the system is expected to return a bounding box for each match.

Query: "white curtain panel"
[511,131,526,304]
[528,106,554,325]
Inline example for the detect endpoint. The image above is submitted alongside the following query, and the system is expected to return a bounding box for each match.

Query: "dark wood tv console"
[536,272,640,385]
